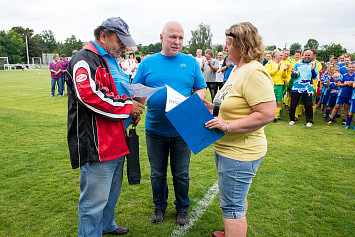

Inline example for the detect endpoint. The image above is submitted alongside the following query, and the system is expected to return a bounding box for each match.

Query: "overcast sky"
[2,0,355,52]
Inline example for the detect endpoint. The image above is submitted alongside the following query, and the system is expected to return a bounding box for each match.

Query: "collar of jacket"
[84,41,100,55]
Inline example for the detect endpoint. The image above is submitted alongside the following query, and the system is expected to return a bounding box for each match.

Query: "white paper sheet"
[165,85,187,112]
[121,83,164,100]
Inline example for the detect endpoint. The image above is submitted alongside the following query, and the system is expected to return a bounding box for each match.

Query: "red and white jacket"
[66,42,133,169]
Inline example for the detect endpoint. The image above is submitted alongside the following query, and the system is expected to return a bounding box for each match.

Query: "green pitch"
[0,69,353,236]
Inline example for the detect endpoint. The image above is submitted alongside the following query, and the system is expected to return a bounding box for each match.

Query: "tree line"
[266,38,353,61]
[0,26,83,64]
[0,25,352,64]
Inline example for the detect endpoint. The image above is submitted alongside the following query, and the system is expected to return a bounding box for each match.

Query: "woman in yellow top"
[204,22,276,237]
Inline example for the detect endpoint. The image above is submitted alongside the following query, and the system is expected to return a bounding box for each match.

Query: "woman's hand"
[205,116,227,132]
[202,98,213,114]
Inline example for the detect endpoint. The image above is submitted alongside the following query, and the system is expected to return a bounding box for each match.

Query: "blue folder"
[166,93,225,154]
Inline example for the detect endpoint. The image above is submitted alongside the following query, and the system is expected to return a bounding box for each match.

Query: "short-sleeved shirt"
[339,66,348,75]
[328,77,339,96]
[216,60,224,82]
[338,73,355,98]
[202,58,219,82]
[214,60,275,161]
[132,52,207,137]
[49,61,60,79]
[222,56,234,82]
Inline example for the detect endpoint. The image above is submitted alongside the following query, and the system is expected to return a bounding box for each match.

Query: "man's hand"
[132,115,141,126]
[133,96,147,104]
[284,64,290,71]
[278,63,281,70]
[202,98,213,114]
[131,100,145,118]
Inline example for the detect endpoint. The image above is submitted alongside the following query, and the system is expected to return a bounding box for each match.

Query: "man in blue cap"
[66,17,145,236]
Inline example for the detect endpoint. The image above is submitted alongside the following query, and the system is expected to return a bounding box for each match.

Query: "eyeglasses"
[225,29,236,38]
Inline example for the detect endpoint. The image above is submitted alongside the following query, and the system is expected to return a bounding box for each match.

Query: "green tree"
[266,45,276,51]
[217,44,224,53]
[141,46,149,55]
[60,35,83,56]
[38,30,57,53]
[0,30,25,63]
[11,26,42,58]
[317,43,347,61]
[154,42,162,53]
[137,44,142,52]
[289,42,302,55]
[304,39,319,50]
[188,23,212,56]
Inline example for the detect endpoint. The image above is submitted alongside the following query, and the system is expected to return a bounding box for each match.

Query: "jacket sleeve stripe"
[72,60,133,120]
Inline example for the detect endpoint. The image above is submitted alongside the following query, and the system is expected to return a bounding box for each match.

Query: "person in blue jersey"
[132,21,207,226]
[339,55,351,75]
[289,50,317,127]
[220,56,235,84]
[322,65,337,120]
[328,62,355,125]
[324,72,340,121]
[336,54,345,67]
[49,54,62,97]
[344,77,355,129]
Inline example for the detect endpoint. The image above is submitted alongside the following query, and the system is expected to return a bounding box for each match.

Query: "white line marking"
[170,180,219,237]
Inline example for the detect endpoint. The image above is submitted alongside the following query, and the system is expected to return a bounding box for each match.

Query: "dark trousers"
[207,82,217,101]
[289,92,313,123]
[216,82,223,91]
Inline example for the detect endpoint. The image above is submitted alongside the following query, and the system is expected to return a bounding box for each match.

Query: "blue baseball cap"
[101,17,136,47]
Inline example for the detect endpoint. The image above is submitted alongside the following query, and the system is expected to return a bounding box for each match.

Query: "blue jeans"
[61,75,66,95]
[78,157,124,236]
[51,78,63,96]
[146,130,191,212]
[215,152,263,219]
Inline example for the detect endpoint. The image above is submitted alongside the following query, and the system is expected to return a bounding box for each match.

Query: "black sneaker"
[151,209,164,223]
[177,212,189,226]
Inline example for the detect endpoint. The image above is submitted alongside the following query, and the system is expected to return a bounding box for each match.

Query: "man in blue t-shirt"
[132,21,206,226]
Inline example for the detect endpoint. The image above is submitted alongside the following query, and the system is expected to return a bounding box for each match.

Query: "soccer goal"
[0,57,9,70]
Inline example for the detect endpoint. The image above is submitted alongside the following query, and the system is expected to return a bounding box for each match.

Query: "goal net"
[0,57,9,70]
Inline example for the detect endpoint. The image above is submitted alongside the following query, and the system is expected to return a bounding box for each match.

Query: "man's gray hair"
[205,49,214,57]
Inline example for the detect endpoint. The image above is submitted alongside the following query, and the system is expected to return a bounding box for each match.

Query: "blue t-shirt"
[320,72,328,96]
[91,41,132,129]
[336,62,345,68]
[132,52,207,137]
[339,66,348,75]
[338,73,355,98]
[328,77,339,96]
[221,56,234,82]
[291,61,318,94]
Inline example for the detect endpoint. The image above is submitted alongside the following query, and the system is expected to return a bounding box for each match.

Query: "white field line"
[170,180,219,237]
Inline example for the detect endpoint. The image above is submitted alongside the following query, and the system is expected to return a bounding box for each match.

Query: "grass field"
[0,69,354,237]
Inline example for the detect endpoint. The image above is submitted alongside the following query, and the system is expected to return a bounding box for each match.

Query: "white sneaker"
[306,122,313,127]
[289,121,295,125]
